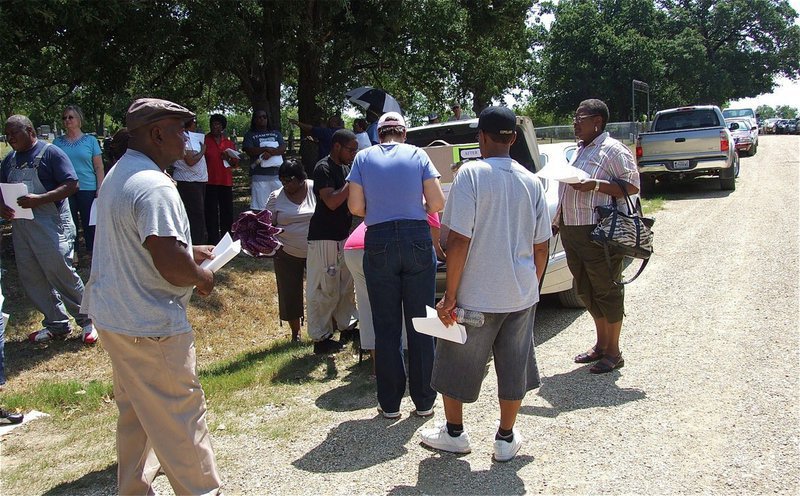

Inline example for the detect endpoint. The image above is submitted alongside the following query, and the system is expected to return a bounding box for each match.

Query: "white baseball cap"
[377,111,406,129]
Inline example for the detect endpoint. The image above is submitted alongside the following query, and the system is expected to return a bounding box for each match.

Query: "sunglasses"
[62,115,76,120]
[573,114,599,124]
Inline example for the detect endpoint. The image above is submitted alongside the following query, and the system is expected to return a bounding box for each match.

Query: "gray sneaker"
[493,428,523,462]
[420,423,471,454]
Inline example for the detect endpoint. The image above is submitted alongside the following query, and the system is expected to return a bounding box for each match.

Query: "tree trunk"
[296,0,325,175]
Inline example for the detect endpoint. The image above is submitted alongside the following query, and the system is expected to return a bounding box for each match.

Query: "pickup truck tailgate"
[639,128,723,160]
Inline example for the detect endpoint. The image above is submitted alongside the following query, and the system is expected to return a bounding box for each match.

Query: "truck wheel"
[640,174,656,197]
[720,164,736,190]
[558,283,585,308]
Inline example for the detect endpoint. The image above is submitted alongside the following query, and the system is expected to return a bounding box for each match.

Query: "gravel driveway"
[152,135,797,495]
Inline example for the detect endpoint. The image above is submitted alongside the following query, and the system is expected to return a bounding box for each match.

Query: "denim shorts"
[431,305,541,403]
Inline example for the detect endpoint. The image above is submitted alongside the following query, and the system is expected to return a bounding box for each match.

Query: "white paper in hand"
[88,199,97,226]
[412,306,467,344]
[537,163,590,184]
[187,131,205,152]
[0,183,34,219]
[200,232,241,273]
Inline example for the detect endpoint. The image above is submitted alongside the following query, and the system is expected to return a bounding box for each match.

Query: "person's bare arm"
[436,230,471,327]
[143,236,214,296]
[347,182,365,217]
[423,177,445,213]
[184,142,206,166]
[319,183,350,211]
[571,178,638,196]
[533,240,549,283]
[92,155,105,192]
[16,180,78,209]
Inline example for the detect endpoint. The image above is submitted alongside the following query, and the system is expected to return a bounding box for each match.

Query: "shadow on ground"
[42,463,117,495]
[292,415,430,473]
[523,366,646,418]
[388,454,534,495]
[314,358,377,412]
[644,176,735,200]
[533,297,585,346]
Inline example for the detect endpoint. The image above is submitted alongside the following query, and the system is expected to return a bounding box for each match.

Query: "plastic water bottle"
[326,265,337,276]
[452,307,484,327]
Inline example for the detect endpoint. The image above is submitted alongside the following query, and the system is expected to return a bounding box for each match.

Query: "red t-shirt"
[204,134,236,186]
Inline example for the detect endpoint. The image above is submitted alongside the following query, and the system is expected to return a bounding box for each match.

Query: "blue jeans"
[364,220,437,413]
[69,190,96,252]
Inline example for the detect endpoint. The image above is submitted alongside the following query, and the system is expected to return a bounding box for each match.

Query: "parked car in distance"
[726,119,758,156]
[775,119,791,135]
[787,119,798,135]
[405,118,584,308]
[763,118,780,134]
[637,105,739,192]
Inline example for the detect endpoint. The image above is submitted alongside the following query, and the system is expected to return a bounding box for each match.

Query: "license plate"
[673,160,690,170]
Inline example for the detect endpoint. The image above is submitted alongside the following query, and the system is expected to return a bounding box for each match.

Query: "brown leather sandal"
[589,354,624,374]
[574,347,604,364]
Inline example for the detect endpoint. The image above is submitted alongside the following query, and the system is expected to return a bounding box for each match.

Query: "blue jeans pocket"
[411,240,434,269]
[366,244,388,270]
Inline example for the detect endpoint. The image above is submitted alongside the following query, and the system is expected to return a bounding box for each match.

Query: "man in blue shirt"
[0,115,96,344]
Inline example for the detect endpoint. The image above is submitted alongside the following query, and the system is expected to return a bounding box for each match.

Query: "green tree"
[534,0,666,120]
[658,0,800,106]
[774,104,798,118]
[756,104,776,119]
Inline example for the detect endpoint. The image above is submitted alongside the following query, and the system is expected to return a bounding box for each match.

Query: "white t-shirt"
[172,132,208,182]
[266,180,316,258]
[355,131,371,150]
[81,149,195,337]
[442,157,551,313]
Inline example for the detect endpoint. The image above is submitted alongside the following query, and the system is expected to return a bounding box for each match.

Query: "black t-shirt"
[307,156,352,241]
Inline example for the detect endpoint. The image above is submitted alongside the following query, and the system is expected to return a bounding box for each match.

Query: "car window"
[654,109,720,131]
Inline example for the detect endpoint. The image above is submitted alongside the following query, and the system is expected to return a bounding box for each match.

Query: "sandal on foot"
[590,354,624,374]
[574,347,604,364]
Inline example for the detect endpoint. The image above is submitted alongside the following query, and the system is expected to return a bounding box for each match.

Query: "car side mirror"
[751,126,757,131]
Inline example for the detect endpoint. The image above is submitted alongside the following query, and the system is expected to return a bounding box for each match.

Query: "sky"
[727,0,800,111]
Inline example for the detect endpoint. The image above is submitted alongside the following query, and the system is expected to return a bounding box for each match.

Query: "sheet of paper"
[187,131,205,152]
[258,140,283,167]
[536,163,590,184]
[88,199,97,226]
[412,306,467,344]
[200,232,241,273]
[224,148,243,159]
[0,183,34,219]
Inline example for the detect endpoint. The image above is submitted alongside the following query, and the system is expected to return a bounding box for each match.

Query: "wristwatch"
[594,180,601,191]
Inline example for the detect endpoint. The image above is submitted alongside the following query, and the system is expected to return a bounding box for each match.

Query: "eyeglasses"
[62,115,76,120]
[573,114,599,124]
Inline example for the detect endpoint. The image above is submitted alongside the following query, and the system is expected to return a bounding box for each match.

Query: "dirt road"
[56,135,800,495]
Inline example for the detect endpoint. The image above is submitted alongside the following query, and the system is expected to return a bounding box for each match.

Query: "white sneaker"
[420,423,471,454]
[493,428,523,462]
[82,324,98,345]
[413,407,435,418]
[28,328,71,343]
[377,406,400,419]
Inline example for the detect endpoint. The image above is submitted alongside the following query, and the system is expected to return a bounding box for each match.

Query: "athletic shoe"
[313,337,343,355]
[82,323,98,345]
[412,407,435,418]
[377,406,400,419]
[493,428,523,462]
[420,423,472,454]
[28,328,71,343]
[0,408,24,425]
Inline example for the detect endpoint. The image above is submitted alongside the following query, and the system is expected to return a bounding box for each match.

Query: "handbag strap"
[610,178,636,215]
[601,241,649,286]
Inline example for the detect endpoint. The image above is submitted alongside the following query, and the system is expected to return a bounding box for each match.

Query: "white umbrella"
[346,86,403,115]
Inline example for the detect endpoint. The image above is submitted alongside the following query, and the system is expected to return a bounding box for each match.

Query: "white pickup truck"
[405,116,584,307]
[636,105,739,192]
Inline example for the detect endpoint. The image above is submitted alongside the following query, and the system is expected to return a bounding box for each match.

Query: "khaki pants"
[306,240,357,341]
[99,328,221,496]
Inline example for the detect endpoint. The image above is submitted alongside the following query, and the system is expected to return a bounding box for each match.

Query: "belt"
[255,167,280,176]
